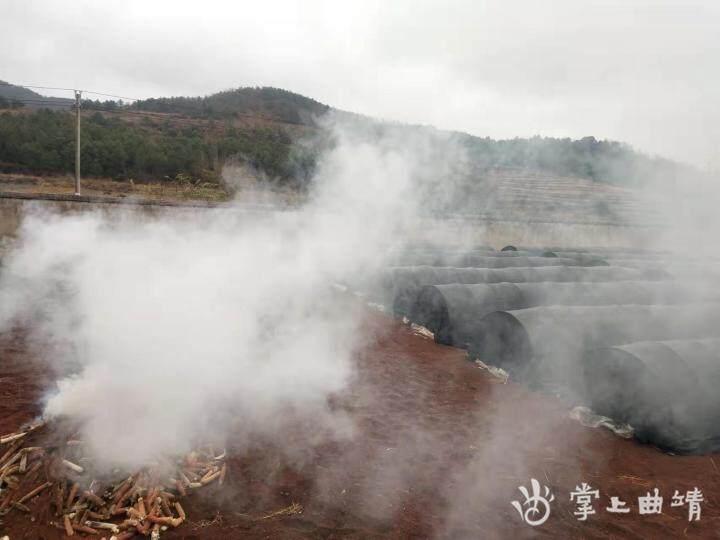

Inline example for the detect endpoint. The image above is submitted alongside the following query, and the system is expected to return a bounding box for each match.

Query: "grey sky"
[1,0,718,167]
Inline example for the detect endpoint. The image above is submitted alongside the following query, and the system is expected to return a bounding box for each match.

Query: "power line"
[74,90,81,195]
[0,81,140,101]
[3,97,199,123]
[3,89,279,126]
[2,100,191,128]
[82,90,139,102]
[0,81,76,93]
[4,100,282,127]
[1,82,296,124]
[4,101,213,128]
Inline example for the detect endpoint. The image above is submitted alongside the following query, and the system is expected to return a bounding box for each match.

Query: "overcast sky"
[1,0,718,167]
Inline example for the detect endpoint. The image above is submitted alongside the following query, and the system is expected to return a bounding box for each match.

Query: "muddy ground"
[1,309,719,539]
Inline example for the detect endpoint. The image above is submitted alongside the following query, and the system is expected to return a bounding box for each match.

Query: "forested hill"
[132,87,330,125]
[0,82,699,191]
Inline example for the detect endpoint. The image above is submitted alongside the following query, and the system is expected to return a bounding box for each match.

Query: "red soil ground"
[2,310,719,539]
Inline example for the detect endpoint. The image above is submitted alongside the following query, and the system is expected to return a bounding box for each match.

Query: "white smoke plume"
[0,118,459,470]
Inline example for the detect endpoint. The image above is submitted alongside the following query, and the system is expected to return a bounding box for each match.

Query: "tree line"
[0,108,314,185]
[0,96,25,109]
[132,87,330,125]
[0,85,697,190]
[461,134,688,187]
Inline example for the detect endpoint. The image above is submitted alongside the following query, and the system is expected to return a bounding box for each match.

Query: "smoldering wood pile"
[373,244,720,454]
[0,420,226,538]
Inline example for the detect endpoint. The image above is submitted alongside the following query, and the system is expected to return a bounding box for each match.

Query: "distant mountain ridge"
[0,80,43,101]
[0,81,73,109]
[132,87,330,125]
[0,79,703,194]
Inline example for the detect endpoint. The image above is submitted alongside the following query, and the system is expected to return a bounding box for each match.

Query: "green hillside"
[0,81,700,194]
[132,86,330,125]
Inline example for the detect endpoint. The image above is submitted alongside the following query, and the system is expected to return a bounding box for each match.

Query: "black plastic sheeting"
[389,254,596,268]
[412,283,523,345]
[384,265,669,318]
[384,245,720,455]
[395,249,557,259]
[541,246,669,256]
[412,281,709,347]
[392,246,672,267]
[584,340,720,454]
[471,304,720,385]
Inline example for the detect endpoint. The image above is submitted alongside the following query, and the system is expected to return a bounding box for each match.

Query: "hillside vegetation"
[0,83,698,193]
[0,108,310,186]
[133,87,330,125]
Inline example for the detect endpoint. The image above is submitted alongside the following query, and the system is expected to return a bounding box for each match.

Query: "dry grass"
[0,173,230,203]
[258,502,303,520]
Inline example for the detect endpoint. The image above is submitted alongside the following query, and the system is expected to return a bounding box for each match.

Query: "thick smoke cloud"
[0,118,458,470]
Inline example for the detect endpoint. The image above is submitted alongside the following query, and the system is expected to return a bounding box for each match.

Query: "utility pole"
[74,90,82,196]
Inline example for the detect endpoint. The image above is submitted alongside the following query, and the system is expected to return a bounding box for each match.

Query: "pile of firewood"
[0,420,227,538]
